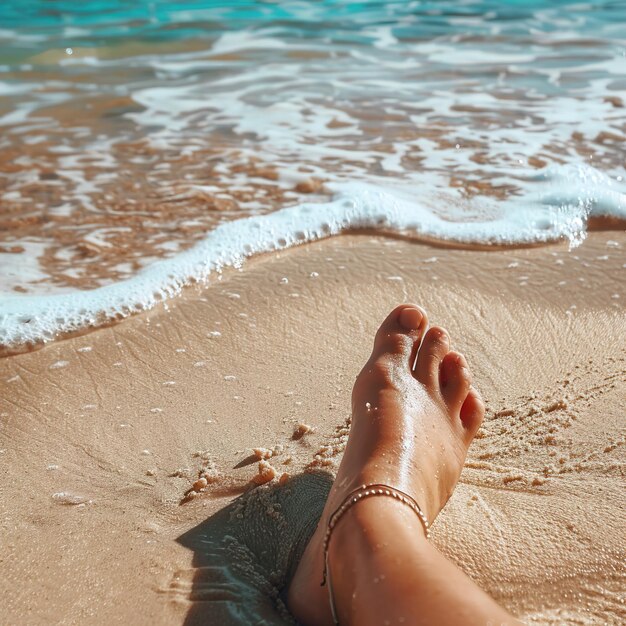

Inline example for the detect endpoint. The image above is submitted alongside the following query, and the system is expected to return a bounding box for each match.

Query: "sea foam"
[0,164,624,350]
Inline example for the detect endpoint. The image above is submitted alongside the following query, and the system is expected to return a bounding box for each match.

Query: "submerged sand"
[0,232,624,625]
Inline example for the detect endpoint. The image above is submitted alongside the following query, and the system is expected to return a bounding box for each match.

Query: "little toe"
[415,326,449,388]
[440,351,471,415]
[460,387,485,441]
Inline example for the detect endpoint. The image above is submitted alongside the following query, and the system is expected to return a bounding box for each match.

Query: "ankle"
[334,495,427,541]
[327,495,429,575]
[325,497,429,625]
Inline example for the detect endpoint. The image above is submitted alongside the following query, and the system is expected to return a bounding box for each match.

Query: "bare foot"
[287,304,485,625]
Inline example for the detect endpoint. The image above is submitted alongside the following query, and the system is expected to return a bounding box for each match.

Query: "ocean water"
[0,0,625,348]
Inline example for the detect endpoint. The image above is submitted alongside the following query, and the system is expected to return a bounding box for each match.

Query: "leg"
[288,304,521,625]
[327,497,517,625]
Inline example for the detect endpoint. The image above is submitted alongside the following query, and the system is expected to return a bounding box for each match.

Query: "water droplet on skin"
[365,402,371,410]
[310,272,319,278]
[224,375,236,381]
[280,277,289,284]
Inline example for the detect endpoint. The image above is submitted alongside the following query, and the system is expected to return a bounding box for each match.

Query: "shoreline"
[2,172,625,355]
[1,232,624,625]
[1,223,624,360]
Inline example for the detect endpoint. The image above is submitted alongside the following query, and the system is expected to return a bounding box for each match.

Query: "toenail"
[398,307,422,330]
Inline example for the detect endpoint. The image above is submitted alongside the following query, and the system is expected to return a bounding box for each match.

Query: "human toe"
[415,326,449,388]
[371,304,428,365]
[440,351,471,416]
[460,387,485,442]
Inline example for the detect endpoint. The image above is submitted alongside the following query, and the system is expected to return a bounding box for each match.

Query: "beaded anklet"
[321,483,430,625]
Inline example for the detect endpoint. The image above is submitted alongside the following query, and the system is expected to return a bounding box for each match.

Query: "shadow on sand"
[177,471,333,626]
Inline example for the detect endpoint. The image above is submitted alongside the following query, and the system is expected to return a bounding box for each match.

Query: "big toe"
[371,304,428,366]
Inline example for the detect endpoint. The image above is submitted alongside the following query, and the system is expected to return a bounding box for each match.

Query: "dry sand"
[0,232,624,625]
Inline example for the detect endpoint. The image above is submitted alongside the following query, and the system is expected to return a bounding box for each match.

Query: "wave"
[0,164,624,352]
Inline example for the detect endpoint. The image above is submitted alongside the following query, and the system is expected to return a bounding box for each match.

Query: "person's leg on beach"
[288,304,520,625]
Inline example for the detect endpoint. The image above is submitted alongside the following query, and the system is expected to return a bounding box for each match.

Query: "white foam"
[0,164,624,350]
[0,241,51,293]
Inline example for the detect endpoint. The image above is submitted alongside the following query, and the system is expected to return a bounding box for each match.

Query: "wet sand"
[0,232,624,625]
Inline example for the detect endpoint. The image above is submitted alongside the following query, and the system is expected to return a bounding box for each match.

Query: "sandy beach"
[0,231,624,625]
[2,2,625,624]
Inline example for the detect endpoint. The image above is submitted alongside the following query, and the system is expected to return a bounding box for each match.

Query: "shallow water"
[0,0,625,346]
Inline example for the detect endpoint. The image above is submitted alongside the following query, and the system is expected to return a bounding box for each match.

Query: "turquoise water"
[0,1,624,346]
[2,1,625,40]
